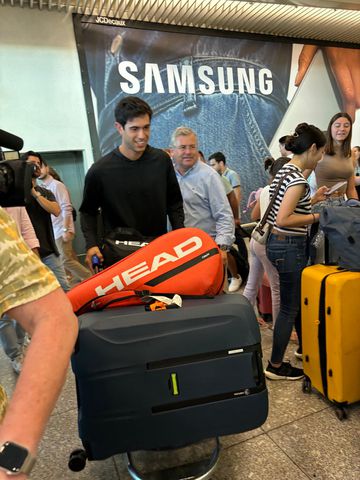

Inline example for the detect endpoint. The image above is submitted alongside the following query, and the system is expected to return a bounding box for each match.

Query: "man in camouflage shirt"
[0,207,78,478]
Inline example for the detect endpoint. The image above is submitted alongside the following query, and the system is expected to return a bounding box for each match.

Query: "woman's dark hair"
[264,156,289,178]
[48,166,62,182]
[285,123,326,155]
[324,112,352,157]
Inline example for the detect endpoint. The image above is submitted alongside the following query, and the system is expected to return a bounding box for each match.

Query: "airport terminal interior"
[1,298,359,480]
[1,1,360,479]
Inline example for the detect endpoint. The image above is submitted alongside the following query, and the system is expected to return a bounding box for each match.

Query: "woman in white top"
[264,123,328,381]
[243,156,289,326]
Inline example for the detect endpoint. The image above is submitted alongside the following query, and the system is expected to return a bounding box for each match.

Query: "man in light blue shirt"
[171,126,234,265]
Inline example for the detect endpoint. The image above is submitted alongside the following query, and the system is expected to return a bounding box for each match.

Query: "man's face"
[27,155,42,178]
[171,134,198,172]
[353,147,360,161]
[115,114,151,158]
[208,159,221,173]
[39,163,49,179]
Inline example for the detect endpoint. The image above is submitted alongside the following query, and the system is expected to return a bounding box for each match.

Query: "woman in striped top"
[264,123,327,381]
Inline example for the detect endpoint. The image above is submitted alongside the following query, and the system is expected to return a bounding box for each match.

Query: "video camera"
[0,129,33,207]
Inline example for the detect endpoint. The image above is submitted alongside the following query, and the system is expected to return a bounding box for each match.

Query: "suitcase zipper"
[318,269,346,399]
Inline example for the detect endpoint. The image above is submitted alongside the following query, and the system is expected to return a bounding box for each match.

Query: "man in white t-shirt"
[38,158,91,285]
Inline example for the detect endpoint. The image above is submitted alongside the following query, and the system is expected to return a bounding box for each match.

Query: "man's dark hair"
[208,151,226,164]
[21,150,45,166]
[114,96,153,127]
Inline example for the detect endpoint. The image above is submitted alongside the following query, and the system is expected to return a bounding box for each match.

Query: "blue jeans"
[266,233,309,364]
[0,315,25,360]
[42,254,70,292]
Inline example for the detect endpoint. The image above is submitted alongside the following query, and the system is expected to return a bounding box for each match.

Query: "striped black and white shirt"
[267,164,310,236]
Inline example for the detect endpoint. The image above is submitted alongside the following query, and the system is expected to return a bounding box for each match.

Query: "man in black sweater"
[80,96,184,271]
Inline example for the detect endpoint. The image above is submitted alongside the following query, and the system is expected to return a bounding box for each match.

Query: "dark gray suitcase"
[71,294,268,461]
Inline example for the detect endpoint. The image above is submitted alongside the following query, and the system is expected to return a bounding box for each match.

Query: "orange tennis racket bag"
[68,228,224,315]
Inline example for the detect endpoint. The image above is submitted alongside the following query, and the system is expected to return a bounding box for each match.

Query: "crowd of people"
[80,97,359,382]
[246,113,359,380]
[0,95,359,476]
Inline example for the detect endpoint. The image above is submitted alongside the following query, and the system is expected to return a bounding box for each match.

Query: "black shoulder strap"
[257,173,289,230]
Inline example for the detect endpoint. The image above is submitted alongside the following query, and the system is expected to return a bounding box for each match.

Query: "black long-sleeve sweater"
[80,146,184,249]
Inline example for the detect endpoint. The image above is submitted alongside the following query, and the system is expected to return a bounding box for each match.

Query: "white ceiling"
[1,0,360,45]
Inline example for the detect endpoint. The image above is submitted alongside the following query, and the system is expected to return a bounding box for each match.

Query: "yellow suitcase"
[301,264,360,419]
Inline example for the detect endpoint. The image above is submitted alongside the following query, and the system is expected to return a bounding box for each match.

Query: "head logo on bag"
[94,235,202,296]
[68,228,224,314]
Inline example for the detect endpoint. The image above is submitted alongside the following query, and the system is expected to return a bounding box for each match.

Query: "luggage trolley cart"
[69,438,220,479]
[69,295,268,474]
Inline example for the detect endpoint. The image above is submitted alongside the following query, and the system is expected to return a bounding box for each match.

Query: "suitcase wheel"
[335,406,348,421]
[302,376,312,394]
[68,448,87,471]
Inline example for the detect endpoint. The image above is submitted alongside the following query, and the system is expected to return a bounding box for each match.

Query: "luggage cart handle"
[126,437,220,480]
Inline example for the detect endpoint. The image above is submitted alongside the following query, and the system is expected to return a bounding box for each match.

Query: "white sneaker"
[11,355,24,374]
[229,276,242,293]
[294,348,303,360]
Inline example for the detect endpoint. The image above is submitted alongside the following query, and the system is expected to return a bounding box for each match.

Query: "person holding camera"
[21,151,69,291]
[37,159,91,285]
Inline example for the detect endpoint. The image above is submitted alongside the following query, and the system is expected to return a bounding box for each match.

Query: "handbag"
[251,221,272,245]
[236,222,257,239]
[251,173,289,245]
[101,227,154,267]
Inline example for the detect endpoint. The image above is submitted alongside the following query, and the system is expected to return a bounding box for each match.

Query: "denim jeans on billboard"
[266,233,309,364]
[98,54,289,219]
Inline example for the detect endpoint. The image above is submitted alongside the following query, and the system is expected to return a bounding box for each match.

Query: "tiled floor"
[1,321,359,479]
